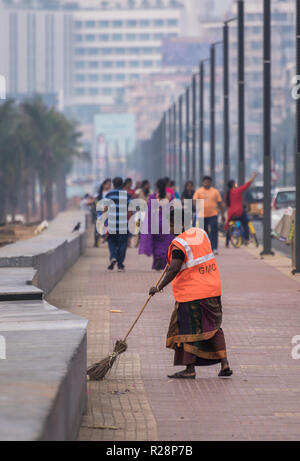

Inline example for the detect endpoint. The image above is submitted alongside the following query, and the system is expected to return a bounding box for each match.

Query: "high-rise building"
[70,5,182,121]
[0,1,183,117]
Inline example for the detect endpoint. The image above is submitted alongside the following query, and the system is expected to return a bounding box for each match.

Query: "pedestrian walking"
[181,180,196,226]
[133,180,151,248]
[164,177,175,196]
[134,179,151,202]
[123,177,135,198]
[104,177,131,272]
[225,172,257,246]
[193,176,225,254]
[181,181,195,202]
[170,180,180,199]
[95,178,111,247]
[139,178,175,271]
[149,210,232,379]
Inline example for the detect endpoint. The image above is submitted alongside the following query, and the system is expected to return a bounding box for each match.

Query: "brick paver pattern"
[48,231,300,441]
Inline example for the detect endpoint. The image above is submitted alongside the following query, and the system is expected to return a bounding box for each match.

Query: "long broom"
[87,265,168,381]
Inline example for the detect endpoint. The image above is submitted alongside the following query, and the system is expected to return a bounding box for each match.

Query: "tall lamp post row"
[159,18,243,193]
[295,0,300,273]
[147,0,300,268]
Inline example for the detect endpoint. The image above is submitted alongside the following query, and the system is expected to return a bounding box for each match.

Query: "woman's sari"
[139,192,174,270]
[166,296,227,366]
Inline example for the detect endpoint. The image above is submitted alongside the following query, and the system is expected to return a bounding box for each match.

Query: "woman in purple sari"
[139,179,175,271]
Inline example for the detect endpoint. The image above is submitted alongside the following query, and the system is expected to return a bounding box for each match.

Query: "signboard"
[93,113,136,181]
[94,113,136,154]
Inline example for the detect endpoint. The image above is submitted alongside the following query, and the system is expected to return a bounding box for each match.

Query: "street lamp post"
[283,142,287,187]
[168,107,172,179]
[199,61,205,182]
[179,95,183,193]
[223,22,230,199]
[186,86,190,182]
[210,44,215,184]
[261,0,274,256]
[210,42,222,184]
[238,0,245,186]
[294,0,300,273]
[192,74,197,185]
[105,141,109,178]
[223,17,237,198]
[173,102,177,185]
[162,113,166,178]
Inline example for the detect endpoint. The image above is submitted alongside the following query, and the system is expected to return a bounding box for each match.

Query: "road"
[254,220,291,257]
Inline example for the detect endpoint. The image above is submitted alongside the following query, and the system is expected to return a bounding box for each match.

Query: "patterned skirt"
[166,296,227,367]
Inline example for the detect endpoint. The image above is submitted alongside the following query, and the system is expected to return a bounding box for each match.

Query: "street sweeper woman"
[149,210,233,379]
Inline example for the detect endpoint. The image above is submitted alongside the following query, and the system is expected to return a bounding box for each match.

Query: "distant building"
[70,5,182,122]
[0,8,73,100]
[0,2,183,118]
[127,71,190,141]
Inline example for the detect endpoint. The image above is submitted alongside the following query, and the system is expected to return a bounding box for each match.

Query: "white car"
[271,187,296,230]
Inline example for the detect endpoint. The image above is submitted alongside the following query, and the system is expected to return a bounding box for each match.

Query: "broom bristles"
[87,339,128,381]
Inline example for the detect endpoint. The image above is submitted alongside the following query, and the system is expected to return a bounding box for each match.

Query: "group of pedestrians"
[89,172,257,273]
[85,171,258,380]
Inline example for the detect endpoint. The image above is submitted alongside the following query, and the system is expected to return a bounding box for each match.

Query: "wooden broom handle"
[122,265,168,342]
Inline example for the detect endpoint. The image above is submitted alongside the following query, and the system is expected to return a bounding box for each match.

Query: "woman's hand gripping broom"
[87,265,168,381]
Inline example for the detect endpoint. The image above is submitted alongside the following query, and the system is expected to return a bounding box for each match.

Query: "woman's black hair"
[156,178,167,199]
[123,177,132,187]
[97,178,111,201]
[182,181,194,199]
[226,180,235,207]
[141,179,150,188]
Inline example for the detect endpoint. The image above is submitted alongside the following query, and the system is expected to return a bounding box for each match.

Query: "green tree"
[0,96,87,223]
[0,100,20,223]
[23,96,86,220]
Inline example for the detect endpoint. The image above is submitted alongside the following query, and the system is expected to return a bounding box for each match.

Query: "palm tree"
[0,96,88,223]
[0,100,20,223]
[23,96,87,220]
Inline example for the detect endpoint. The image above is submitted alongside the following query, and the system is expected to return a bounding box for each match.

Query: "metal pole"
[179,95,183,193]
[262,0,273,256]
[294,0,300,272]
[210,45,215,184]
[173,103,177,185]
[223,22,230,199]
[238,0,245,186]
[105,141,109,178]
[168,108,172,179]
[186,87,190,181]
[283,142,287,187]
[152,131,156,183]
[192,74,196,185]
[199,61,204,182]
[162,113,166,178]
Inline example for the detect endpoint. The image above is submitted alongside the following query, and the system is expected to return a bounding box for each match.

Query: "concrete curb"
[0,211,90,440]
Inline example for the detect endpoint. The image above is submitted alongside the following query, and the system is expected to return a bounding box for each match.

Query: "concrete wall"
[0,211,90,441]
[0,211,89,294]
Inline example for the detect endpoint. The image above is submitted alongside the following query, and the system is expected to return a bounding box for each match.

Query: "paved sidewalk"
[48,232,300,441]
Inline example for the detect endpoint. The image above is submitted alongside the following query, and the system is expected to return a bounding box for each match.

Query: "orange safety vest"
[167,227,222,303]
